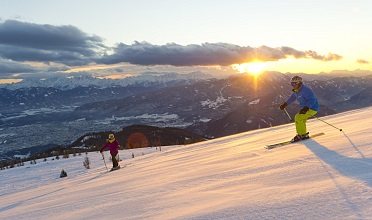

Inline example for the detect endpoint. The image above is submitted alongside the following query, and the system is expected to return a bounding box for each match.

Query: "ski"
[265,132,325,150]
[109,165,121,172]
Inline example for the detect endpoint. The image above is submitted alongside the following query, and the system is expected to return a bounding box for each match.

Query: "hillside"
[2,72,372,159]
[0,107,371,219]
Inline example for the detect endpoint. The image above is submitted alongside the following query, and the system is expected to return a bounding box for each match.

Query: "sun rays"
[232,62,267,75]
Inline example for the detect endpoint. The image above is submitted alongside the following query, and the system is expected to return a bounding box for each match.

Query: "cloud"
[0,59,38,77]
[0,20,343,76]
[0,20,106,66]
[357,59,369,64]
[97,42,343,66]
[0,57,72,77]
[305,50,343,61]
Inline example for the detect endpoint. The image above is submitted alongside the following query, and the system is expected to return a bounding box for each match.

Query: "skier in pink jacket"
[100,134,120,171]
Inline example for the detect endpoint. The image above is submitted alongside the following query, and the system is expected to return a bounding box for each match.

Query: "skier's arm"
[100,143,108,152]
[286,93,296,105]
[304,88,317,109]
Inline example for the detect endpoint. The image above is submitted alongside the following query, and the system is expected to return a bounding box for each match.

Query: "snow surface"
[1,107,371,220]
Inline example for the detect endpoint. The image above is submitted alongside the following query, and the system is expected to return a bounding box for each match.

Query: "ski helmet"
[109,134,115,139]
[290,76,303,83]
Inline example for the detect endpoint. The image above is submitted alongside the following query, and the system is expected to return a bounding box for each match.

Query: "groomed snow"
[1,107,371,219]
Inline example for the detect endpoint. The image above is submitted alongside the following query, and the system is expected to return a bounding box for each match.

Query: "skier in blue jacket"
[280,76,319,142]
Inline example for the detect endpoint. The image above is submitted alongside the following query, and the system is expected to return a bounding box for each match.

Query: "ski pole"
[284,108,292,121]
[101,152,108,171]
[314,116,343,132]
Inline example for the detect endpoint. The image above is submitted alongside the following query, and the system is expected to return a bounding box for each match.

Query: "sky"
[1,0,372,83]
[0,106,371,219]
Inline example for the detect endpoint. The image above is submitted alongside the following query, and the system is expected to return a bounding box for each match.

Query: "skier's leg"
[295,113,308,135]
[295,109,317,135]
[111,153,118,168]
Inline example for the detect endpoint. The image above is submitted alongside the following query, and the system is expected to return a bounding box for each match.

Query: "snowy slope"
[0,107,371,219]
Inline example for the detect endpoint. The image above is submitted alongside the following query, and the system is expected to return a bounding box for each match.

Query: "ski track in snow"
[0,107,371,219]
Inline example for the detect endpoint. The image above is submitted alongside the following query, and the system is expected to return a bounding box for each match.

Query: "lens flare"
[232,62,266,75]
[126,132,149,149]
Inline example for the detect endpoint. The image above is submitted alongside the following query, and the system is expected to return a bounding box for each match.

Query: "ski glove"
[279,102,287,110]
[299,106,309,114]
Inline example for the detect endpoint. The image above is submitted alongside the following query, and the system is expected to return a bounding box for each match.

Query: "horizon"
[0,67,230,85]
[1,69,372,86]
[1,1,372,84]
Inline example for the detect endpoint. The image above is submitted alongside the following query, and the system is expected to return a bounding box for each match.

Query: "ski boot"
[110,165,121,171]
[291,133,309,142]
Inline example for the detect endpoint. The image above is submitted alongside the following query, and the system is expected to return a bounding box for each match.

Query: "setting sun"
[232,62,266,75]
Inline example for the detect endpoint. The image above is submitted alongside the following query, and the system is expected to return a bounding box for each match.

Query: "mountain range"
[1,71,372,159]
[71,72,372,137]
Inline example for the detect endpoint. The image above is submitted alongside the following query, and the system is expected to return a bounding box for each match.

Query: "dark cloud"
[98,42,245,66]
[0,59,38,76]
[0,20,105,65]
[0,44,92,66]
[0,58,71,79]
[0,20,343,76]
[97,42,343,66]
[357,59,369,64]
[47,66,71,72]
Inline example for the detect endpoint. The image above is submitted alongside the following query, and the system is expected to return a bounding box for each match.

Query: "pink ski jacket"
[101,140,120,154]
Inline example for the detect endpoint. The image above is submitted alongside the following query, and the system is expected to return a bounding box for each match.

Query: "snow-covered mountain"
[0,72,219,113]
[1,72,372,159]
[1,107,371,219]
[72,73,372,137]
[0,72,218,90]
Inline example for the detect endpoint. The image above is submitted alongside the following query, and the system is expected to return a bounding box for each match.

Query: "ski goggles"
[291,82,298,87]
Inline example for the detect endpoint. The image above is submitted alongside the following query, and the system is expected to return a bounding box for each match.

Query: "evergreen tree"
[60,169,67,178]
[83,156,90,169]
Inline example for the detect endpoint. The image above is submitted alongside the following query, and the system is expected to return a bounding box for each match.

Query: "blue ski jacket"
[286,83,319,111]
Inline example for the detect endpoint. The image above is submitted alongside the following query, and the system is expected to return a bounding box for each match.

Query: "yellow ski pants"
[294,109,317,135]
